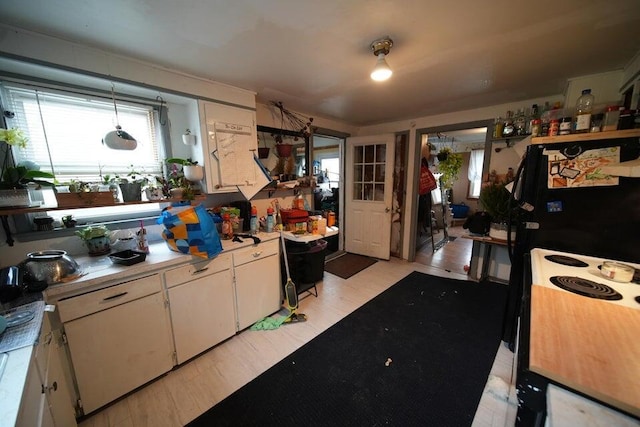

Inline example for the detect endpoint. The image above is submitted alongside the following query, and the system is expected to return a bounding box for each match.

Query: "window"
[1,83,162,181]
[1,81,166,225]
[467,149,484,198]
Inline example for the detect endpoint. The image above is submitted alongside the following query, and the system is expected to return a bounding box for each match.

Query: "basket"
[109,250,147,266]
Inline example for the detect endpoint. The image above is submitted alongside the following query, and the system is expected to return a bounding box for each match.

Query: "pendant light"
[370,37,393,82]
[102,87,137,150]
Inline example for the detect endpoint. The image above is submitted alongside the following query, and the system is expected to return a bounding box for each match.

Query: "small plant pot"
[437,152,449,162]
[170,187,184,200]
[275,143,293,158]
[488,222,516,242]
[85,236,111,256]
[258,147,270,159]
[183,165,204,182]
[182,133,196,145]
[145,188,164,201]
[119,182,142,202]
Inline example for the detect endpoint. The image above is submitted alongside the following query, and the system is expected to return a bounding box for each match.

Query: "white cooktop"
[530,248,640,310]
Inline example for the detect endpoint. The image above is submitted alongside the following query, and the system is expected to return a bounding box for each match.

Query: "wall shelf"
[531,129,640,145]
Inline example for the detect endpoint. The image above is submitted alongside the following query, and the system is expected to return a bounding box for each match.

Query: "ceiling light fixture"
[370,37,393,82]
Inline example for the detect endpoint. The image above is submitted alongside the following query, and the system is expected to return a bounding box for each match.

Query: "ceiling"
[1,1,639,127]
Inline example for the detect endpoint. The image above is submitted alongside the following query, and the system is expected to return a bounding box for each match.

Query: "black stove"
[544,254,588,268]
[549,276,623,300]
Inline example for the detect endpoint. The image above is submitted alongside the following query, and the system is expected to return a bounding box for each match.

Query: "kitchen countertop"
[44,231,280,302]
[530,285,640,418]
[0,232,280,426]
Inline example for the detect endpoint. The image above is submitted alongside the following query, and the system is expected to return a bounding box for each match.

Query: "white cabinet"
[232,239,282,331]
[17,310,77,427]
[197,100,270,199]
[164,253,236,364]
[58,274,173,415]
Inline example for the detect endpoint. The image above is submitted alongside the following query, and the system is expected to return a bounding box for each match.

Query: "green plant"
[75,225,110,241]
[479,181,522,224]
[0,128,28,148]
[165,157,198,166]
[436,147,463,188]
[116,165,148,184]
[1,128,55,190]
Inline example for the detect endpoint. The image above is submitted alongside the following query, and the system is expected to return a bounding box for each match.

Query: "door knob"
[385,207,390,213]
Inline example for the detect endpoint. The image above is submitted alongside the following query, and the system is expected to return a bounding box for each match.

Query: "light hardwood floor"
[79,229,518,427]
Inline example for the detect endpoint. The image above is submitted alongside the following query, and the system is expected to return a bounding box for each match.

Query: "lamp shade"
[371,53,392,81]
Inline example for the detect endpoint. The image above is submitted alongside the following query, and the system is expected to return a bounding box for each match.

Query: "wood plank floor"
[79,229,518,426]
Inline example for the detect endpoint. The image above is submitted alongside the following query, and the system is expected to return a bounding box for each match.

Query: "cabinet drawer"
[57,274,162,323]
[233,239,279,267]
[164,252,232,288]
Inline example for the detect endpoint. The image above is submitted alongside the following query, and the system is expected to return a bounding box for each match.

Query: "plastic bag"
[419,164,438,195]
[157,204,223,258]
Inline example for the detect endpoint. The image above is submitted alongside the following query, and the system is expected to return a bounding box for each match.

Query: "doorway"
[410,119,492,264]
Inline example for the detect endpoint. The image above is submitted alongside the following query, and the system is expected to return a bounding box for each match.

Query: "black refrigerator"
[502,132,640,348]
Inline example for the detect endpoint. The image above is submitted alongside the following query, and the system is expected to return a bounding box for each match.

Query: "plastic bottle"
[266,207,275,233]
[137,220,149,253]
[574,89,594,133]
[250,205,258,235]
[221,213,233,240]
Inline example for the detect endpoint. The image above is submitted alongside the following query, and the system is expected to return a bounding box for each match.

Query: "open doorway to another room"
[411,120,492,275]
[311,133,343,258]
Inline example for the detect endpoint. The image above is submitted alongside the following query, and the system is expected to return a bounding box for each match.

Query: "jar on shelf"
[590,113,603,132]
[602,106,620,132]
[530,119,542,137]
[549,119,560,136]
[559,117,572,135]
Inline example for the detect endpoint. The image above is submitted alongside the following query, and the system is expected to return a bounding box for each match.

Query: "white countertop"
[0,232,280,426]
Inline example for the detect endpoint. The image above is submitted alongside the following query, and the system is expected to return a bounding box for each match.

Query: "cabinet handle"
[102,292,128,301]
[192,267,209,275]
[252,251,263,258]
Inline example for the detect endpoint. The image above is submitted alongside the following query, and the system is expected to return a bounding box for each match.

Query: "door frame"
[408,119,493,262]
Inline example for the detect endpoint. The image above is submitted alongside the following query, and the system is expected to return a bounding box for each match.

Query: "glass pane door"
[352,144,386,201]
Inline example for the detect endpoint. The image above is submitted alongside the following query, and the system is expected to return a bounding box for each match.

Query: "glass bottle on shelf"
[527,104,539,135]
[493,117,503,138]
[515,108,527,136]
[574,89,594,133]
[502,110,515,137]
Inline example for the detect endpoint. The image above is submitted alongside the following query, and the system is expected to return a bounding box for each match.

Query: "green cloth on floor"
[250,315,288,330]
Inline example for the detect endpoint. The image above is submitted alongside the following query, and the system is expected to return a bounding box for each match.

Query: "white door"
[344,134,395,260]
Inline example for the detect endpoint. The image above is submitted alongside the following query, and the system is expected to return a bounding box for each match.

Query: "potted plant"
[75,225,111,255]
[436,147,463,189]
[182,129,196,146]
[55,179,115,208]
[268,101,314,158]
[62,214,77,228]
[478,180,521,241]
[143,175,165,201]
[164,161,195,201]
[1,128,55,207]
[257,133,270,159]
[117,165,148,202]
[166,157,204,182]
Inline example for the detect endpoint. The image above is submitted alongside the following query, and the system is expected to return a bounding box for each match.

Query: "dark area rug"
[188,272,508,427]
[323,252,378,279]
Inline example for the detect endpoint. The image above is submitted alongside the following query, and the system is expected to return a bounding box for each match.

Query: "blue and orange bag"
[157,204,222,258]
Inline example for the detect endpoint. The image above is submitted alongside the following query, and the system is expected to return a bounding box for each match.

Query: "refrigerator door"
[520,137,640,263]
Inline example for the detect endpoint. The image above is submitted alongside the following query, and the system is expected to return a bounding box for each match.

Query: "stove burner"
[550,276,622,300]
[636,296,640,305]
[544,255,588,267]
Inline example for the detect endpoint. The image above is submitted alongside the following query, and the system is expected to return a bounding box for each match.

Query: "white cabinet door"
[46,329,78,427]
[64,290,173,415]
[168,268,236,364]
[198,100,270,198]
[233,245,281,331]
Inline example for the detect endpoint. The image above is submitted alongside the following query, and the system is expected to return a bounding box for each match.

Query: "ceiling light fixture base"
[370,37,393,56]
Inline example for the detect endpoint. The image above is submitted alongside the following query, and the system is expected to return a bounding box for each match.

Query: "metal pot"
[19,250,82,290]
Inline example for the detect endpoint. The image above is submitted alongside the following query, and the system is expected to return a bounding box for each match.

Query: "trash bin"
[282,239,327,294]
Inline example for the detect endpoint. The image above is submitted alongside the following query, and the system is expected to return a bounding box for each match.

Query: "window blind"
[1,83,161,183]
